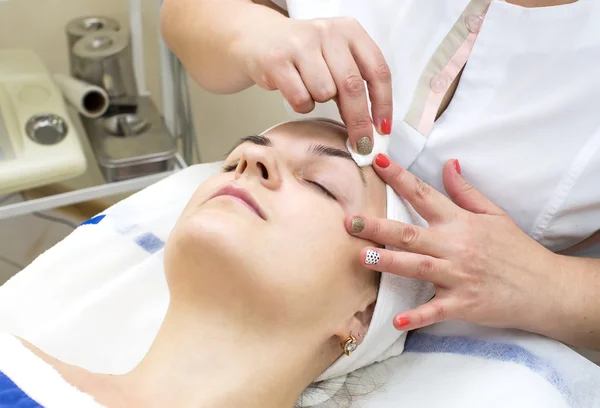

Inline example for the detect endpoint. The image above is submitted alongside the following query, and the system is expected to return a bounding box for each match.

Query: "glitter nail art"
[350,217,365,233]
[356,137,373,155]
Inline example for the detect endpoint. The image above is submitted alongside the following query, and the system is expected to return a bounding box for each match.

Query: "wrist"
[517,251,595,346]
[228,5,289,76]
[514,251,567,335]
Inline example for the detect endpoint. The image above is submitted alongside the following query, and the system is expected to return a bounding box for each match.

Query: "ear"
[335,300,377,346]
[353,300,376,344]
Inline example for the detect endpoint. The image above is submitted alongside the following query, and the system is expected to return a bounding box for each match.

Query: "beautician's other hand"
[347,154,560,332]
[234,16,393,151]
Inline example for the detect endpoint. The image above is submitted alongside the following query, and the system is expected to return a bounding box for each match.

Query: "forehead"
[264,120,349,149]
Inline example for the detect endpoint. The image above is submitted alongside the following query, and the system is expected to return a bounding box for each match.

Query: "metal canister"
[81,96,177,182]
[71,31,137,101]
[66,16,121,50]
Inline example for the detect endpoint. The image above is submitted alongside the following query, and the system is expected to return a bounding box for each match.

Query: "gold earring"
[341,334,358,356]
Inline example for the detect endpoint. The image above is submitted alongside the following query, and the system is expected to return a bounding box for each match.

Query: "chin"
[171,204,259,267]
[165,206,272,307]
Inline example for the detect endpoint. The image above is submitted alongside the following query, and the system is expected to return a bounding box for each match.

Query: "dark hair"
[295,364,387,408]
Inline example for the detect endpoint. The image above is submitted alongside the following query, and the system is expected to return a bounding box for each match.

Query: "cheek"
[277,201,348,263]
[258,203,358,318]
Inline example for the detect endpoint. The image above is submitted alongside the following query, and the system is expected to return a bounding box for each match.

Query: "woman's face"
[164,120,386,340]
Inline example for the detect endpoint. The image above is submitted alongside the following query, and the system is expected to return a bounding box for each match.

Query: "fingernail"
[375,153,390,168]
[356,137,373,155]
[350,217,365,233]
[365,249,380,265]
[454,159,462,175]
[396,317,410,329]
[381,118,392,135]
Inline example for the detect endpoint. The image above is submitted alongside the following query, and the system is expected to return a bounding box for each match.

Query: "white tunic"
[270,0,600,254]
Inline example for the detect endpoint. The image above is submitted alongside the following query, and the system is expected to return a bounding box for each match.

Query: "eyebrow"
[227,134,367,185]
[308,143,367,185]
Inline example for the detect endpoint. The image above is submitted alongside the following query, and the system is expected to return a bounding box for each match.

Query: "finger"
[295,53,337,103]
[322,37,373,154]
[268,63,315,114]
[393,298,456,331]
[442,159,505,216]
[361,247,454,287]
[347,215,450,256]
[333,95,345,123]
[373,154,460,224]
[348,29,393,135]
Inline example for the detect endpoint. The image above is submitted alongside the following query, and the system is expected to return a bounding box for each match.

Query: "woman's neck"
[20,301,339,408]
[93,304,338,408]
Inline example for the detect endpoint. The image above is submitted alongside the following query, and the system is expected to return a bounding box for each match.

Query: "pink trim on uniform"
[417,14,487,136]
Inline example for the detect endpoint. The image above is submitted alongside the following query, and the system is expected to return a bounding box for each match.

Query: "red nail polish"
[397,317,410,328]
[381,118,392,135]
[454,159,462,175]
[375,153,390,168]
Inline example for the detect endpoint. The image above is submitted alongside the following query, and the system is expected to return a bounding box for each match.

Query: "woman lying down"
[0,120,432,407]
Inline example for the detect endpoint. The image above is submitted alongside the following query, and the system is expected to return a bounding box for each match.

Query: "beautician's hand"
[347,155,560,332]
[234,16,393,151]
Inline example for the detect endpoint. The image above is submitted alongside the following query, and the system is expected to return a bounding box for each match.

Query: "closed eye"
[304,180,337,201]
[223,161,336,201]
[222,162,238,172]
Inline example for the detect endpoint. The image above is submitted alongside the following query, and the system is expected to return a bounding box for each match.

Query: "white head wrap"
[261,120,434,405]
[298,184,434,406]
[316,184,434,381]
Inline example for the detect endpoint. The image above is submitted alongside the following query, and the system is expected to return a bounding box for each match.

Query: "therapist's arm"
[530,255,600,350]
[160,0,395,149]
[160,0,286,94]
[348,157,600,351]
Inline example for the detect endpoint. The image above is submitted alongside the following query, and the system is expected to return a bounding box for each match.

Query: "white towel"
[314,186,434,383]
[261,119,432,383]
[262,118,433,401]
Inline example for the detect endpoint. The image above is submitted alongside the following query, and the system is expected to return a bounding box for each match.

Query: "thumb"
[442,159,504,215]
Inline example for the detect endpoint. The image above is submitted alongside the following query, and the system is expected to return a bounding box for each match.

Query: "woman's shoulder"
[0,332,105,407]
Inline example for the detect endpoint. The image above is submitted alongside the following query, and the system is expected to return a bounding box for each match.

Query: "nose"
[235,144,282,190]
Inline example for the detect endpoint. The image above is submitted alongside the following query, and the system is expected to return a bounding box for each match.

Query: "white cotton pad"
[345,127,390,167]
[261,119,390,168]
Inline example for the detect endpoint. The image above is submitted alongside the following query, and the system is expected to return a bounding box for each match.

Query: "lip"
[208,184,267,220]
